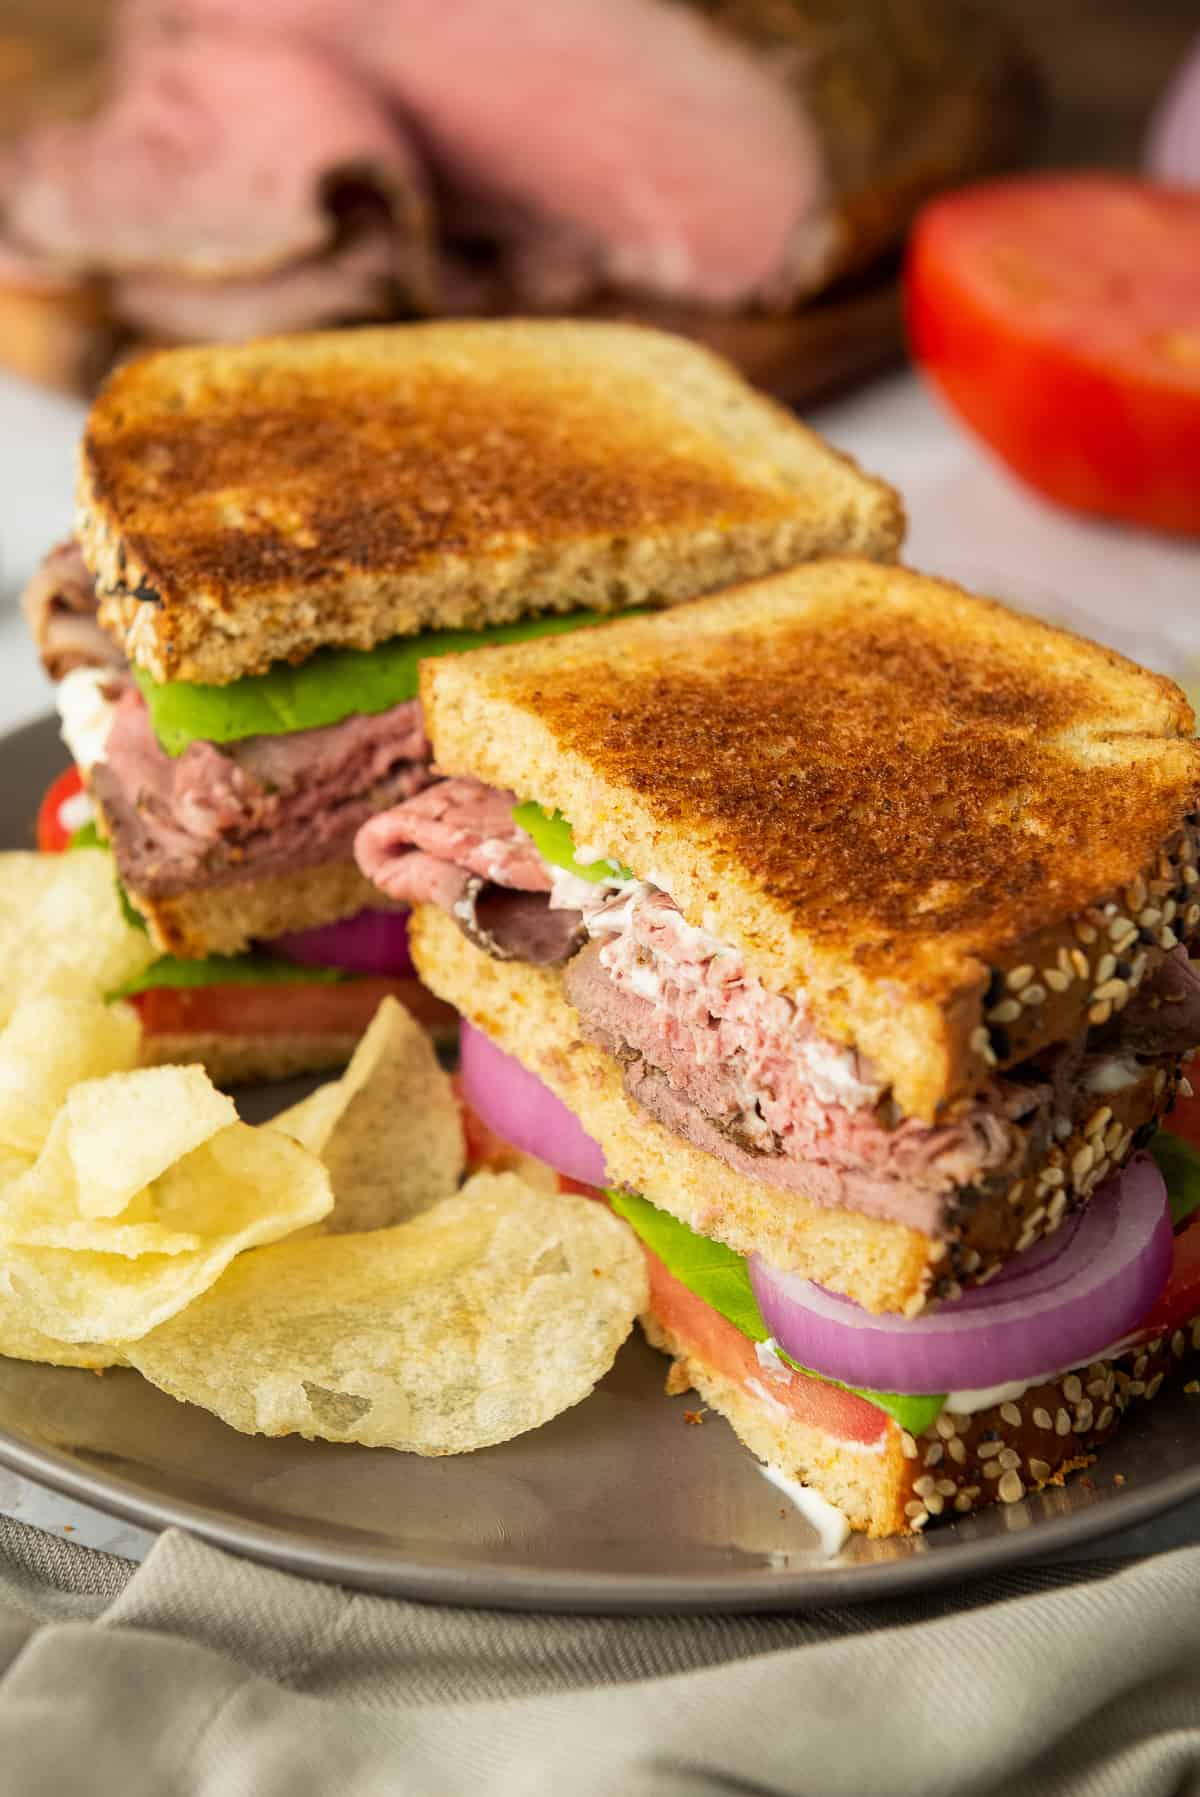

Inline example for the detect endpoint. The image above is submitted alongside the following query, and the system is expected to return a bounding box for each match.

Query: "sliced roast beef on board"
[0,0,1035,360]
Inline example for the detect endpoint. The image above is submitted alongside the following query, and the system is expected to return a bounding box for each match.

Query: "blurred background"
[0,0,1196,730]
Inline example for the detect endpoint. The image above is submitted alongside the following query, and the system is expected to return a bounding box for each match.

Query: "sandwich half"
[354,559,1200,1531]
[361,558,1200,1310]
[452,1000,1200,1537]
[24,319,900,1079]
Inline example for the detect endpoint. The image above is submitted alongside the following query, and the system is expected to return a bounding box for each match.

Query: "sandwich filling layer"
[357,777,1200,1236]
[90,682,434,899]
[39,550,628,911]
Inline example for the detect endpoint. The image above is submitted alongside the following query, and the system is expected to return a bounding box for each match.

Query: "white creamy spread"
[576,876,883,1115]
[755,1337,790,1377]
[943,1376,1060,1415]
[58,790,94,834]
[56,666,117,772]
[746,1376,791,1420]
[573,840,627,876]
[1083,1056,1145,1095]
[548,867,613,914]
[945,1330,1139,1414]
[758,1463,852,1555]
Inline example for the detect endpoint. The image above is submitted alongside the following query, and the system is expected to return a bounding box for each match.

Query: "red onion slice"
[268,908,414,978]
[459,1020,607,1188]
[750,1155,1173,1394]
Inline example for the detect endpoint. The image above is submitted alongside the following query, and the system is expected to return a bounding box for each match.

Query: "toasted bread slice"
[409,907,1179,1314]
[91,832,396,960]
[642,1264,1200,1537]
[420,560,1200,1120]
[75,320,903,686]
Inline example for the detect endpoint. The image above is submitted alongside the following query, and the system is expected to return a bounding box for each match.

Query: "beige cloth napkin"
[3,1517,1200,1795]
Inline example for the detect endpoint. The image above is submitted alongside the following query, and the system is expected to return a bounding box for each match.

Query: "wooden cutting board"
[0,0,112,137]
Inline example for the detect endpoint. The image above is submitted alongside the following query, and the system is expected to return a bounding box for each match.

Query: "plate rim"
[3,712,1200,1612]
[3,1410,1200,1612]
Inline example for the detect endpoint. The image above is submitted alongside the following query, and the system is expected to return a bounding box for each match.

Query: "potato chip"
[0,996,141,1157]
[271,997,464,1232]
[126,1172,647,1453]
[0,1297,124,1371]
[0,1147,33,1189]
[0,1121,332,1342]
[0,851,157,1025]
[61,1066,236,1218]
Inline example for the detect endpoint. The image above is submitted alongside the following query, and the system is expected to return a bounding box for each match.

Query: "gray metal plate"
[2,714,1199,1612]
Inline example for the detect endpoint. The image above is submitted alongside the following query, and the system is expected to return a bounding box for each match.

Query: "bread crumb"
[683,1410,705,1426]
[1113,1473,1126,1486]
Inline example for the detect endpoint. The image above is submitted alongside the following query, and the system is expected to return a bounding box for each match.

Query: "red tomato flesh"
[906,175,1200,534]
[129,976,452,1040]
[645,1246,888,1447]
[36,764,85,853]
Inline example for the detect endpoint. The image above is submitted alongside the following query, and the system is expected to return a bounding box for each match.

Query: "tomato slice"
[1126,1214,1200,1346]
[1166,1087,1200,1156]
[645,1247,888,1448]
[906,175,1200,535]
[36,765,85,853]
[130,976,454,1040]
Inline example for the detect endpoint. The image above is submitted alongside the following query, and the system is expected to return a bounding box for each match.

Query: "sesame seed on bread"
[75,320,903,687]
[419,560,1200,1121]
[409,905,1180,1315]
[645,1291,1200,1537]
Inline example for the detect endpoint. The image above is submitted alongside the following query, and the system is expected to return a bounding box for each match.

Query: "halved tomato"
[906,174,1200,534]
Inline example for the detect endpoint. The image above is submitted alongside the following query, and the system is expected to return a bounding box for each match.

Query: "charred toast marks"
[420,559,1200,1120]
[77,321,902,685]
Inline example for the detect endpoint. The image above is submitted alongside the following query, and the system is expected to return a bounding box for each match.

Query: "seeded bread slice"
[420,560,1200,1121]
[76,319,903,686]
[644,1273,1200,1537]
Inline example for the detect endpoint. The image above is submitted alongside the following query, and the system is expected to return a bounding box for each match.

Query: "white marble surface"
[0,361,1196,1564]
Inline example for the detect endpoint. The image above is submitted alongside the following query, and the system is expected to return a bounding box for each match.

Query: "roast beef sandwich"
[26,318,900,1081]
[356,560,1200,1533]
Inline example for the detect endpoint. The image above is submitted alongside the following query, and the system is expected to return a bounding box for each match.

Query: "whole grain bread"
[96,840,400,959]
[409,906,1180,1315]
[644,1290,1199,1537]
[420,560,1200,1121]
[75,320,903,686]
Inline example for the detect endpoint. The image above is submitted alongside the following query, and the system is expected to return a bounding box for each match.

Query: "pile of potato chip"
[0,850,646,1453]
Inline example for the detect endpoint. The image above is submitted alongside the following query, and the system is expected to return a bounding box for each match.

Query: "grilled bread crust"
[420,560,1200,1121]
[75,320,903,686]
[409,907,1180,1315]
